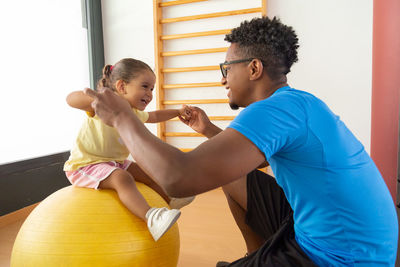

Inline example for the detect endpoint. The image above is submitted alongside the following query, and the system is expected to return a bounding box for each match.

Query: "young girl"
[64,58,194,241]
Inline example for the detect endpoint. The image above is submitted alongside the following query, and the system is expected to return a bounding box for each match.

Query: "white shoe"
[169,196,195,209]
[146,207,181,241]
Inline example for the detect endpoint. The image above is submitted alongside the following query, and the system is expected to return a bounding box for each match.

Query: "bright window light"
[0,1,90,164]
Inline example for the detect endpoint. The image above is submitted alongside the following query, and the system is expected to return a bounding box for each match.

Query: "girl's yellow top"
[64,109,148,171]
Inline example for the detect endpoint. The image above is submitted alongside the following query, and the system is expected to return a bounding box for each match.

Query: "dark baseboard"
[0,152,70,216]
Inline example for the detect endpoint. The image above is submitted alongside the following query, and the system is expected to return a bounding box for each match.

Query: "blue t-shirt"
[228,86,398,266]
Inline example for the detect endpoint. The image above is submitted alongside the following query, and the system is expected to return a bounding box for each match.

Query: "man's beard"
[229,102,239,110]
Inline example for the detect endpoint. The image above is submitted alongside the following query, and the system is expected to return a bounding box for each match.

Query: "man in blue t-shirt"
[86,16,398,266]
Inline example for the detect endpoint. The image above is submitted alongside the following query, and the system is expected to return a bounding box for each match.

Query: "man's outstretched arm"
[85,88,266,197]
[181,105,270,168]
[179,106,223,139]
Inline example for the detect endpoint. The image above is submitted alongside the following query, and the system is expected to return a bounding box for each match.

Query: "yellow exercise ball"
[11,184,180,267]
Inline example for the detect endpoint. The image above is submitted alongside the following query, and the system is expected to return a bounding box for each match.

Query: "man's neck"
[254,79,288,101]
[266,81,289,98]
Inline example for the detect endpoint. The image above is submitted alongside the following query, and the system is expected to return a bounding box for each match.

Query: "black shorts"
[228,170,317,267]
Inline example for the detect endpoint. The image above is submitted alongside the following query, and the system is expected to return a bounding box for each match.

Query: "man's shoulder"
[249,88,311,111]
[268,88,325,111]
[271,87,313,100]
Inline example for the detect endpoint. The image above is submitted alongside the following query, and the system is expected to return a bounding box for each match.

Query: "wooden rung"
[207,115,235,120]
[162,47,228,57]
[163,99,229,105]
[161,8,263,24]
[163,82,222,89]
[179,148,193,152]
[164,132,203,137]
[161,29,231,40]
[159,0,207,7]
[162,65,219,73]
[169,115,235,121]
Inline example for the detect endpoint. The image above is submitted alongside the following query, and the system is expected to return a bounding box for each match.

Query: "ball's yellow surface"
[11,184,180,267]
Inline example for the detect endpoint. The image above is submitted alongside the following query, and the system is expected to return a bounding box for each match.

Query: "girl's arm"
[146,105,190,123]
[66,90,95,115]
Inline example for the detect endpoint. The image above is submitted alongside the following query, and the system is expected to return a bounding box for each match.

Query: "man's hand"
[179,106,222,138]
[84,87,132,127]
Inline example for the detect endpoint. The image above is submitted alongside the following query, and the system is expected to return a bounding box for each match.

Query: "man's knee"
[222,176,248,210]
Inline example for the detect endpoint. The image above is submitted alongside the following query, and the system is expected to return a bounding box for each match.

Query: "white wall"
[101,0,372,152]
[102,0,158,135]
[268,1,373,152]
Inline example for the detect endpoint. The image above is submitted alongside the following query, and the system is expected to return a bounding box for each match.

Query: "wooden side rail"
[153,0,166,140]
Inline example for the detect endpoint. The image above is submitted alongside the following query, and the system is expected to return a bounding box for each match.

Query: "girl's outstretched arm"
[146,109,180,123]
[146,105,191,123]
[66,89,95,115]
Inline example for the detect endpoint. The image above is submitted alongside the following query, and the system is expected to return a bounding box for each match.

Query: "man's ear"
[249,59,264,80]
[115,80,126,94]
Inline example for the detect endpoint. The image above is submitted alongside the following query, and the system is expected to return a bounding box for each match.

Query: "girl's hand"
[179,105,192,120]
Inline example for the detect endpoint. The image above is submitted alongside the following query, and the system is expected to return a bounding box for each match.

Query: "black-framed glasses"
[219,58,255,78]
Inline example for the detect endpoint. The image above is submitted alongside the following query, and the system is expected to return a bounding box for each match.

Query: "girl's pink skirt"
[65,160,132,189]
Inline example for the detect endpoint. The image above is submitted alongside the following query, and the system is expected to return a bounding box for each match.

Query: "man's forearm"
[114,111,191,195]
[203,123,223,139]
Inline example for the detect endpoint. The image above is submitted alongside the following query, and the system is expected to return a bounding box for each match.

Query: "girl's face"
[118,70,156,111]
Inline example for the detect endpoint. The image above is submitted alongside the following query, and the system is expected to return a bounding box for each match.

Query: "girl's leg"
[127,162,195,209]
[126,162,170,203]
[99,169,150,220]
[99,167,181,241]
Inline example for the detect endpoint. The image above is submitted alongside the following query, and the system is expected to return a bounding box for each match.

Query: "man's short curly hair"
[225,16,299,80]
